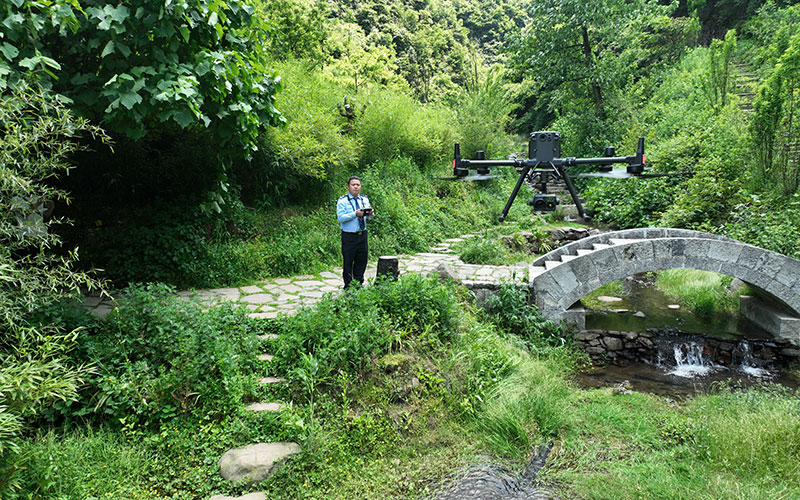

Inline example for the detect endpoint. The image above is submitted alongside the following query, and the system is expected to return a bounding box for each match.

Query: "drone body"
[450,131,652,222]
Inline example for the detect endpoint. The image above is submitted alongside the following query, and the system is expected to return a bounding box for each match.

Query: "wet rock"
[218,443,300,483]
[633,311,646,318]
[667,304,680,310]
[209,493,266,500]
[429,263,460,283]
[612,380,633,395]
[597,296,623,303]
[602,337,624,351]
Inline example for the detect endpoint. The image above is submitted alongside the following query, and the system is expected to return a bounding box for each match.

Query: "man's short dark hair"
[347,176,361,185]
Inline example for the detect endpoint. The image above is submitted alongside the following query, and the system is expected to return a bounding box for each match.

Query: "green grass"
[656,269,740,316]
[14,278,800,499]
[545,386,800,500]
[581,280,626,310]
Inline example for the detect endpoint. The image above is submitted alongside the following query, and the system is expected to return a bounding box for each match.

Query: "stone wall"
[573,329,800,367]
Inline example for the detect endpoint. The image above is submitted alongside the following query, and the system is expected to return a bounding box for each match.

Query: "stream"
[576,273,800,398]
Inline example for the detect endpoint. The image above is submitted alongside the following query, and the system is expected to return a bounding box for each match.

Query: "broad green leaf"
[119,91,142,110]
[172,109,195,128]
[40,56,61,70]
[117,42,132,58]
[101,40,115,58]
[0,42,19,61]
[180,26,190,42]
[17,57,37,70]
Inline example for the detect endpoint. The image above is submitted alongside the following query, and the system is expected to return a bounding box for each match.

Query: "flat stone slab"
[245,402,286,412]
[239,286,263,294]
[259,377,287,385]
[242,294,275,304]
[209,492,266,500]
[248,312,279,319]
[257,354,274,362]
[597,296,623,303]
[218,442,301,483]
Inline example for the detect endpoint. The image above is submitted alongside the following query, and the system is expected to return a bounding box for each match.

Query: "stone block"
[740,295,800,346]
[706,240,743,265]
[218,442,300,483]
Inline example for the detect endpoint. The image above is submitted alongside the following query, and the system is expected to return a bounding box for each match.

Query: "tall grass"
[10,427,155,500]
[656,269,739,315]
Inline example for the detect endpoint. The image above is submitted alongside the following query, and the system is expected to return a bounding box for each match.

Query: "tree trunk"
[581,26,605,120]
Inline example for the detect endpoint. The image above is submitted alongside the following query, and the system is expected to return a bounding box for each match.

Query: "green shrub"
[483,284,566,350]
[357,88,455,168]
[0,83,104,496]
[722,193,800,258]
[458,238,510,265]
[52,283,261,425]
[273,275,460,391]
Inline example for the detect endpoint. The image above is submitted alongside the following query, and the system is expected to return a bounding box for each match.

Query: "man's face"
[348,179,361,197]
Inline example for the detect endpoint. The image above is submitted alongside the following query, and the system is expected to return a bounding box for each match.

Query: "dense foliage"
[1,0,283,152]
[0,83,104,495]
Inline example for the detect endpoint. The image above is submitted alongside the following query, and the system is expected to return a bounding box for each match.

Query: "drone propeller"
[577,168,673,179]
[434,171,506,181]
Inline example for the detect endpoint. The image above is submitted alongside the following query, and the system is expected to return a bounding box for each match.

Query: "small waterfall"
[667,342,716,378]
[738,341,771,378]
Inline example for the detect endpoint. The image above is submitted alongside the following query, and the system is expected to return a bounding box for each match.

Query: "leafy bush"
[457,238,511,265]
[0,83,104,495]
[53,284,261,425]
[721,193,800,258]
[273,275,460,393]
[483,284,566,350]
[357,88,455,168]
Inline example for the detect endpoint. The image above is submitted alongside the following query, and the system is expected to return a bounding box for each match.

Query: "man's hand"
[356,209,364,217]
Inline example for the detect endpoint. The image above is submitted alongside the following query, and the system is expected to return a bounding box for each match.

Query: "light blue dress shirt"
[337,193,373,232]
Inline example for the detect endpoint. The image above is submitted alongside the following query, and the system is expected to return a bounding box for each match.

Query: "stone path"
[82,234,528,319]
[81,234,532,500]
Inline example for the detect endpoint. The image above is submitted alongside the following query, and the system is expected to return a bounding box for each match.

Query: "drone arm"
[553,163,589,220]
[498,163,533,222]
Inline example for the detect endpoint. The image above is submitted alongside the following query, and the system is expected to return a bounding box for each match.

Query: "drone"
[447,131,666,222]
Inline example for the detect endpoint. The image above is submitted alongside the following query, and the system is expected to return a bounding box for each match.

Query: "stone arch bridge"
[527,228,800,345]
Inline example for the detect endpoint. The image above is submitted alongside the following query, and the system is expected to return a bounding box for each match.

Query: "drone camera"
[528,193,559,212]
[530,131,561,163]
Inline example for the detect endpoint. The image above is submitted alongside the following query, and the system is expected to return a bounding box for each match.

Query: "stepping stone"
[258,354,274,362]
[245,402,286,412]
[258,334,278,341]
[668,304,680,310]
[209,492,266,500]
[240,285,263,294]
[218,442,301,483]
[597,296,623,303]
[242,294,274,304]
[259,377,287,385]
[248,312,279,320]
[544,260,561,270]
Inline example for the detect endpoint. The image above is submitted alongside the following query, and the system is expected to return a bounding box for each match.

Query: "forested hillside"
[3,0,799,286]
[3,1,800,498]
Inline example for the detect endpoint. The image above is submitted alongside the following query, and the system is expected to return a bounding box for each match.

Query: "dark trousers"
[341,230,368,288]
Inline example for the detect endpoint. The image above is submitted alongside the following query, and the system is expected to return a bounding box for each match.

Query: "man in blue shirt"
[337,176,374,288]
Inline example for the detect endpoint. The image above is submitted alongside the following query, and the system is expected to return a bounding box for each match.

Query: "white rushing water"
[665,340,773,378]
[668,342,717,378]
[738,342,772,378]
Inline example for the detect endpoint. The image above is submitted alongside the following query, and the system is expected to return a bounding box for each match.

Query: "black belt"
[343,230,366,235]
